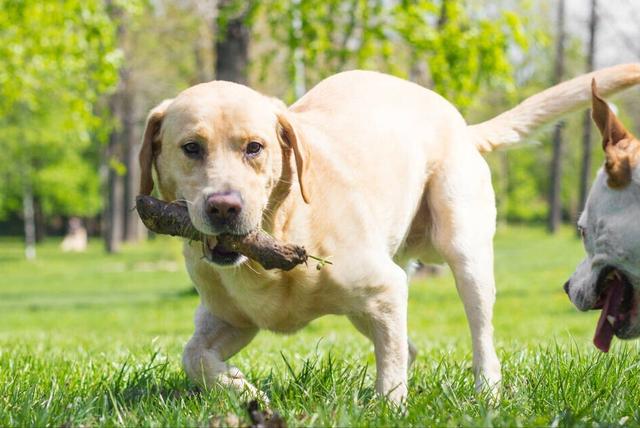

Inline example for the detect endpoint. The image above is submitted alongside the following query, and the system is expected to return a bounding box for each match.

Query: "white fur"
[566,167,640,338]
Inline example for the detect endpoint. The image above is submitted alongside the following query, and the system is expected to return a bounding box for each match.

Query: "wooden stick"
[135,195,308,271]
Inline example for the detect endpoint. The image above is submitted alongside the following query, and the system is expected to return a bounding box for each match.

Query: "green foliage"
[217,0,261,38]
[254,0,399,101]
[251,0,529,107]
[36,158,103,216]
[470,1,603,225]
[0,0,120,218]
[0,0,619,230]
[394,0,528,110]
[500,148,549,222]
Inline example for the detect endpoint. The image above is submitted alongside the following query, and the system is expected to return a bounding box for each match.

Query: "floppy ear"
[591,79,637,188]
[139,99,173,195]
[277,113,310,204]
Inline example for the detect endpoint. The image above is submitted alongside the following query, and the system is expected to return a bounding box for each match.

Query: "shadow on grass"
[100,351,198,405]
[0,285,198,313]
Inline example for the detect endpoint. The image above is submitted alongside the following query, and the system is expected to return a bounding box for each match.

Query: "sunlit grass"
[1,226,639,426]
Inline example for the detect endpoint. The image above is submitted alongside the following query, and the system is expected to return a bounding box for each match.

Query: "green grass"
[1,226,639,426]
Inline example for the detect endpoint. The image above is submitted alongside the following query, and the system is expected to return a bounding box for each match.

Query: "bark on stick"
[135,195,307,271]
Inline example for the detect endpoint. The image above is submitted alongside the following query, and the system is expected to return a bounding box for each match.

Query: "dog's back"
[288,70,473,250]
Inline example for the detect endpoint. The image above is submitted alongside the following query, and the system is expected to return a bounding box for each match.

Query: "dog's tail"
[469,63,640,153]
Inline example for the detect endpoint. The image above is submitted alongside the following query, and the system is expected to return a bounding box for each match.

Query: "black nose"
[205,191,243,224]
[563,280,570,295]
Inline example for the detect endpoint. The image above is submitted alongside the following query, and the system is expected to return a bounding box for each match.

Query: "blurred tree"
[548,0,565,234]
[103,0,211,253]
[256,0,405,101]
[104,0,148,253]
[0,0,119,259]
[394,0,528,111]
[191,0,216,83]
[3,0,626,249]
[578,0,598,218]
[467,0,592,226]
[249,0,527,108]
[104,1,127,254]
[216,0,253,83]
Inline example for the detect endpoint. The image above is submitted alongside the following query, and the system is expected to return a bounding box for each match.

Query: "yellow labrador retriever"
[139,64,640,402]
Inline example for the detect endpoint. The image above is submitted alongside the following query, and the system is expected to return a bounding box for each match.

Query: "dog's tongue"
[593,278,625,352]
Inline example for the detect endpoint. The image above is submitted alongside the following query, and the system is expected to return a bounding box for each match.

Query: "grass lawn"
[1,226,639,426]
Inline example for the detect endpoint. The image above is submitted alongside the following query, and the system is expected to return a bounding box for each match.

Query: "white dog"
[139,64,640,402]
[565,80,640,353]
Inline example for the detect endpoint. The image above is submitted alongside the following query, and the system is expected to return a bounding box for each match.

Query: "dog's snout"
[205,191,243,223]
[563,280,570,295]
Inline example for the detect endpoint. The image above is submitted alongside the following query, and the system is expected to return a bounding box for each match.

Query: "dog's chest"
[186,252,325,332]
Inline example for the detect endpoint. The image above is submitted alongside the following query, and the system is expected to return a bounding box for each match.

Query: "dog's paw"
[474,367,501,403]
[220,368,270,405]
[378,381,408,406]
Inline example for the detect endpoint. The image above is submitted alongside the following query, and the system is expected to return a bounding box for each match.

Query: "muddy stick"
[135,195,308,271]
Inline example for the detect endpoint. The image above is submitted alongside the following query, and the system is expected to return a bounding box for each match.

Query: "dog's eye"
[245,141,263,156]
[182,142,203,158]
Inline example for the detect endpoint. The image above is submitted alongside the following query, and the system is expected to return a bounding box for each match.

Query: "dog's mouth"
[592,266,636,352]
[202,236,246,266]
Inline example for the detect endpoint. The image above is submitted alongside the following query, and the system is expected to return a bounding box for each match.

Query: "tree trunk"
[215,0,250,84]
[105,95,124,253]
[548,0,566,234]
[34,197,46,242]
[23,181,36,260]
[437,0,449,28]
[121,67,144,242]
[579,0,598,220]
[104,1,129,250]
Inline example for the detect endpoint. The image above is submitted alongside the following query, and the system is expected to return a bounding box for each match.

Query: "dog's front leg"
[182,305,262,400]
[350,314,417,369]
[350,265,409,403]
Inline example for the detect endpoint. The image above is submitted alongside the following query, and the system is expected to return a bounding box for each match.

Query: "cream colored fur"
[140,64,640,403]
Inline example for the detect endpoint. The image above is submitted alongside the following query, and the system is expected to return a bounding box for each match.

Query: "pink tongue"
[593,279,625,352]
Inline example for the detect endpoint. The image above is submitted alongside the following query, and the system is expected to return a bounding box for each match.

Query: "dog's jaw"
[201,235,248,267]
[592,268,637,351]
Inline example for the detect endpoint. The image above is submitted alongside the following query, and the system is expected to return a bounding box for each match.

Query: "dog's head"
[139,82,310,267]
[565,80,640,351]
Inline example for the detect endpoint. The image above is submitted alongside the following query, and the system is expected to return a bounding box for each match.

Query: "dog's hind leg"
[182,305,263,400]
[429,149,501,396]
